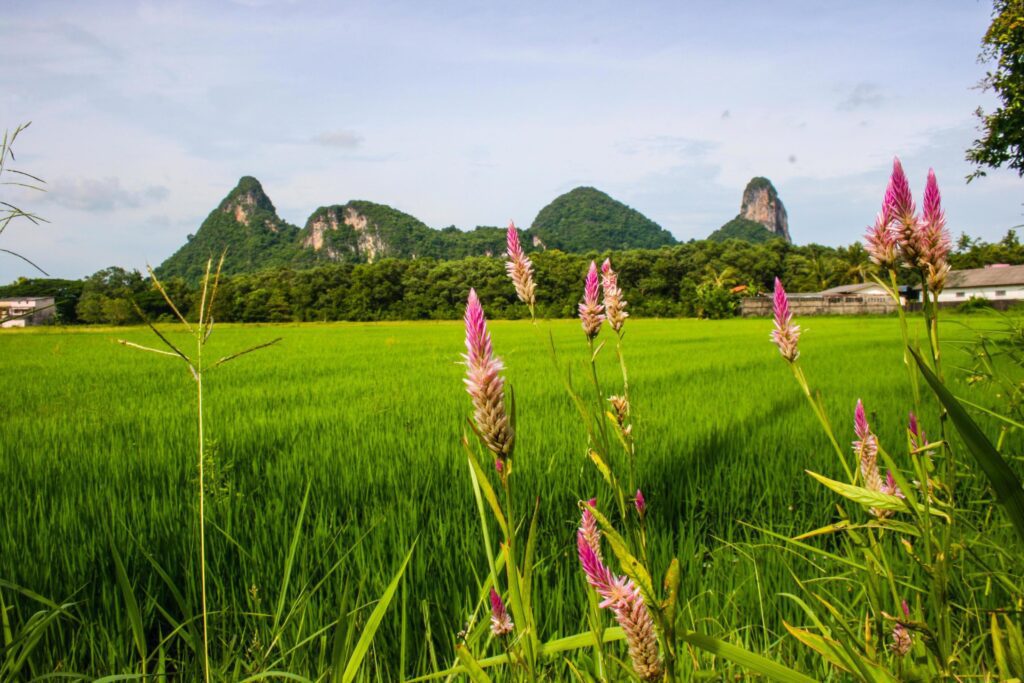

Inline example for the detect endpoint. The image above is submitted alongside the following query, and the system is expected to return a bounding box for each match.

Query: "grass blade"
[341,542,416,683]
[911,347,1024,543]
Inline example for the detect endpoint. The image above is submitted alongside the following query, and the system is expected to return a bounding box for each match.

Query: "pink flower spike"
[770,278,800,362]
[901,599,910,619]
[883,471,905,499]
[505,221,536,308]
[864,213,899,269]
[908,411,928,451]
[854,400,870,442]
[892,623,912,657]
[489,587,514,637]
[884,157,916,227]
[923,169,943,229]
[634,489,646,518]
[579,261,604,340]
[579,498,602,560]
[463,289,514,460]
[576,530,662,680]
[601,258,629,332]
[853,400,887,515]
[919,169,952,292]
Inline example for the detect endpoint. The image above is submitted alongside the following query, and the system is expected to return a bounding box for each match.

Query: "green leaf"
[679,628,818,683]
[272,481,311,638]
[464,437,509,539]
[341,542,416,683]
[911,347,1024,544]
[805,471,948,520]
[455,644,493,683]
[109,535,147,670]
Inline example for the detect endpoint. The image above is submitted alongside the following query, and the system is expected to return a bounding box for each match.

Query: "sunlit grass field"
[0,314,1009,678]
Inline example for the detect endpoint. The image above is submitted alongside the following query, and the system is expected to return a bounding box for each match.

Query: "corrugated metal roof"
[946,264,1024,288]
[818,282,884,295]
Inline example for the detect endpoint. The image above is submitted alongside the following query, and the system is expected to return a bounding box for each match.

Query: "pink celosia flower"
[579,261,604,340]
[891,622,912,656]
[634,489,646,518]
[854,400,890,518]
[770,278,800,362]
[919,169,952,292]
[884,157,916,228]
[489,587,514,637]
[864,212,899,269]
[884,157,926,268]
[579,498,602,560]
[505,221,537,309]
[601,258,629,333]
[463,289,514,460]
[882,471,905,499]
[577,524,662,680]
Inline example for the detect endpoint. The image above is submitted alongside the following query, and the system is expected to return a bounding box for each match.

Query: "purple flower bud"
[489,587,514,637]
[634,489,646,518]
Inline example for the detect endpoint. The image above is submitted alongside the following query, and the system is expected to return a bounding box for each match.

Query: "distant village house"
[938,264,1024,305]
[743,264,1024,317]
[0,297,56,328]
[740,283,899,317]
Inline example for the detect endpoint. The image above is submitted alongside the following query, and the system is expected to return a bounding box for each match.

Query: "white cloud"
[42,177,169,212]
[310,130,364,149]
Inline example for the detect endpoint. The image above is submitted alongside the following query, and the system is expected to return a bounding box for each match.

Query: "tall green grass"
[0,315,1013,677]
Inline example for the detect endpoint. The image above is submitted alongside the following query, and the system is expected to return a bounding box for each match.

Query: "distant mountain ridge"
[156,178,681,280]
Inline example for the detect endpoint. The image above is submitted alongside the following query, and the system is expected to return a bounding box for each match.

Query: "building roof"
[0,296,55,303]
[946,264,1024,289]
[818,282,885,295]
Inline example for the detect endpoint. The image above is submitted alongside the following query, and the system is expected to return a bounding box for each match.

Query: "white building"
[938,264,1024,303]
[0,297,56,328]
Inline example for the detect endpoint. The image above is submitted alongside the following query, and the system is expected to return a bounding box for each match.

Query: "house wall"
[937,285,1024,303]
[0,298,56,328]
[740,295,897,317]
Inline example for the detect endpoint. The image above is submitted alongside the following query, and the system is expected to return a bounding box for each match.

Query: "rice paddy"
[0,314,1012,678]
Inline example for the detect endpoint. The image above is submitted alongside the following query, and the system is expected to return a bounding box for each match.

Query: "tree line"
[4,231,1024,325]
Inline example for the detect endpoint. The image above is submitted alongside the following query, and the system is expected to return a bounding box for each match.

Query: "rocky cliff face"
[738,177,789,242]
[301,204,394,263]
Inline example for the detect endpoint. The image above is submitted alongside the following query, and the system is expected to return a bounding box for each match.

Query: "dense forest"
[6,230,1024,325]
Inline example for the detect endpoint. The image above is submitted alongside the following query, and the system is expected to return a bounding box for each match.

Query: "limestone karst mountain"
[707,177,791,243]
[157,179,678,279]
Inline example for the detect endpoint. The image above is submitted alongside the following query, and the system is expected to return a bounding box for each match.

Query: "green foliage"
[958,295,996,313]
[530,186,676,252]
[968,0,1024,178]
[693,281,739,319]
[707,217,779,244]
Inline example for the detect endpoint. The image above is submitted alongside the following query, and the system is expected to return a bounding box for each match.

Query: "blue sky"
[1,0,1020,281]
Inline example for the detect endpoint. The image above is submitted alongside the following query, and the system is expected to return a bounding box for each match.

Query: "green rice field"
[0,314,1014,679]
